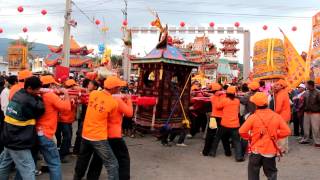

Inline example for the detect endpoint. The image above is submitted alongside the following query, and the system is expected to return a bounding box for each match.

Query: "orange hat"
[211,83,222,91]
[315,77,320,85]
[250,92,268,107]
[64,79,78,87]
[248,81,260,91]
[226,86,237,94]
[104,76,127,89]
[275,79,288,88]
[18,70,32,81]
[40,75,59,85]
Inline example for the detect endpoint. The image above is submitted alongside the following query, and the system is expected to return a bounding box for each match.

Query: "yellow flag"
[282,31,306,88]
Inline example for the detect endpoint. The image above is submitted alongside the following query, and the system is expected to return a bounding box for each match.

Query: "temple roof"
[47,36,94,56]
[44,53,92,67]
[132,45,199,67]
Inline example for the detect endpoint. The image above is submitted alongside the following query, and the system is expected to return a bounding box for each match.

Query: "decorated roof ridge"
[44,53,93,67]
[47,36,93,55]
[139,45,188,61]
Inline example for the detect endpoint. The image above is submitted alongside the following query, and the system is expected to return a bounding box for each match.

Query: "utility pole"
[122,0,130,80]
[62,0,72,67]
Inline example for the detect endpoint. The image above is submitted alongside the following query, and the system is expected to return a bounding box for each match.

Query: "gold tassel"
[270,39,275,69]
[267,39,272,69]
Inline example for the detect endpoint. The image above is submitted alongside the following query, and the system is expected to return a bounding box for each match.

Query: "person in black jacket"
[0,76,45,180]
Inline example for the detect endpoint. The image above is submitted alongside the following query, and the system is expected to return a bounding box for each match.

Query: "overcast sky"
[0,0,319,62]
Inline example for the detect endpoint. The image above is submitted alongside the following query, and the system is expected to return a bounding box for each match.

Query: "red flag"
[55,65,70,83]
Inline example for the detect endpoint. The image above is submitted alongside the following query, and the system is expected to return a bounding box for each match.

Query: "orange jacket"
[108,97,133,138]
[82,90,118,141]
[216,97,240,128]
[210,93,225,118]
[36,92,71,139]
[59,101,77,124]
[9,82,24,100]
[239,109,291,155]
[275,89,291,122]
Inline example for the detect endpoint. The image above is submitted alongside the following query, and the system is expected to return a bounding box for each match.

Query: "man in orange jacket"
[239,92,291,180]
[210,86,244,162]
[37,75,71,180]
[202,82,224,156]
[86,76,133,180]
[74,77,119,180]
[9,70,32,100]
[56,79,78,162]
[273,79,291,153]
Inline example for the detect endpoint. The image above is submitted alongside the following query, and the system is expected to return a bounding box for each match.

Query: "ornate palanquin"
[131,45,199,129]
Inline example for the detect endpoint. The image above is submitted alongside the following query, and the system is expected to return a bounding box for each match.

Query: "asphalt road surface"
[34,133,319,180]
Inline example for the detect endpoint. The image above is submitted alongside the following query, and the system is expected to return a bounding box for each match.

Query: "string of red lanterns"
[263,25,268,30]
[292,26,297,31]
[0,28,3,33]
[234,22,240,28]
[209,22,215,28]
[122,20,128,26]
[47,26,52,32]
[22,27,28,33]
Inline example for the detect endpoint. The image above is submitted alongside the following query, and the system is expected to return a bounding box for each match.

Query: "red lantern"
[47,26,52,32]
[209,22,215,27]
[0,28,3,33]
[95,19,101,25]
[234,22,240,27]
[151,21,155,26]
[17,6,24,13]
[22,27,28,33]
[122,20,128,26]
[292,26,297,31]
[180,21,185,27]
[263,25,268,30]
[41,9,47,15]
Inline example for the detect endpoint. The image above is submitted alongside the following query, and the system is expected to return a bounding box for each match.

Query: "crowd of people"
[0,70,134,180]
[0,69,319,180]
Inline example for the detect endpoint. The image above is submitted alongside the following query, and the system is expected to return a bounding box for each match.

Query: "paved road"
[35,133,319,180]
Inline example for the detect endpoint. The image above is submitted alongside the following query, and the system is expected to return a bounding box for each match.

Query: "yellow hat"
[104,76,127,89]
[226,86,237,94]
[211,83,222,91]
[64,79,78,87]
[18,70,32,81]
[248,81,260,91]
[250,92,268,107]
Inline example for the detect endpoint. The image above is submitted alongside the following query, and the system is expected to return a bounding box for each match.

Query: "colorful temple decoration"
[310,12,320,83]
[44,36,93,71]
[7,44,28,71]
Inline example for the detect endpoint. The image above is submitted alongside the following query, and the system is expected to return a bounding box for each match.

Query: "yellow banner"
[282,32,306,88]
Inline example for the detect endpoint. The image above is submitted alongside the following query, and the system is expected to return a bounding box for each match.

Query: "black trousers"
[55,122,72,158]
[202,117,221,156]
[73,120,84,154]
[190,112,207,136]
[211,126,243,160]
[87,138,130,180]
[292,111,304,136]
[248,154,277,180]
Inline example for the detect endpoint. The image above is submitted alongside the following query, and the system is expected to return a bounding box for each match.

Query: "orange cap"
[104,76,127,89]
[18,70,32,81]
[275,79,288,88]
[248,81,260,90]
[250,92,268,107]
[315,77,320,85]
[64,79,78,87]
[211,83,222,91]
[40,75,59,85]
[226,86,237,94]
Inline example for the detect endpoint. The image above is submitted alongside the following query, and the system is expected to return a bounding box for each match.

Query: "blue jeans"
[74,139,119,180]
[0,148,35,180]
[38,135,62,180]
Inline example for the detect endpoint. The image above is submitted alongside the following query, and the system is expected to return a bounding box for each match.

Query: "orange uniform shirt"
[216,97,240,128]
[82,90,118,141]
[275,89,291,122]
[36,92,71,139]
[108,97,133,138]
[210,93,225,118]
[9,82,24,100]
[239,109,291,155]
[59,102,76,124]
